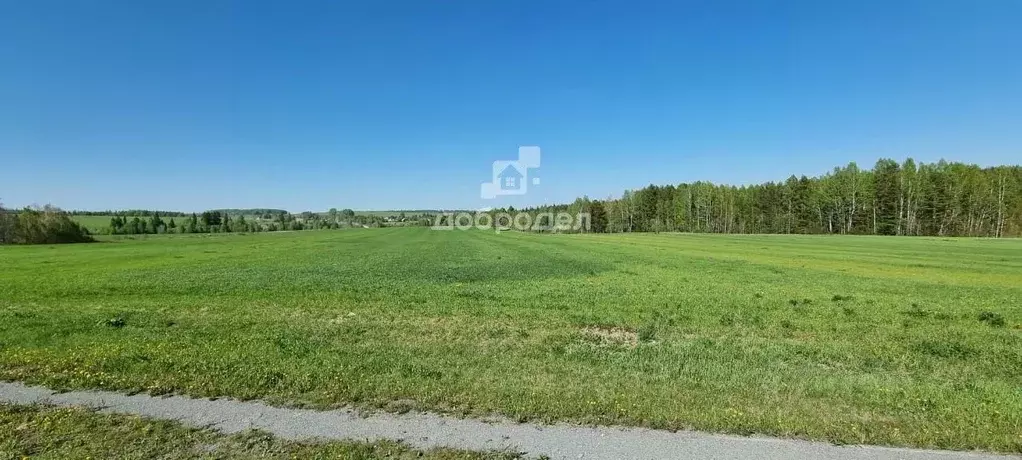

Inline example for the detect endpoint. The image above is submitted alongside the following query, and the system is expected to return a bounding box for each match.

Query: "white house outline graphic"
[481,146,540,199]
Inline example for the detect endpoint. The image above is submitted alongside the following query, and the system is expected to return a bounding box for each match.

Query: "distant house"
[498,164,524,191]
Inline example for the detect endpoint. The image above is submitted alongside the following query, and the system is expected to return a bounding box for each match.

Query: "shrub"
[0,207,15,244]
[0,205,93,245]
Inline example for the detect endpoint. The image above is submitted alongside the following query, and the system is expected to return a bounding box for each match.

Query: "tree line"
[516,158,1022,237]
[106,211,323,234]
[7,158,1019,242]
[69,209,190,217]
[103,209,416,234]
[69,208,294,218]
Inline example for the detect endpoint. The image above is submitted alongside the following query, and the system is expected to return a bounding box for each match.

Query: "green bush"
[0,205,94,245]
[0,209,15,244]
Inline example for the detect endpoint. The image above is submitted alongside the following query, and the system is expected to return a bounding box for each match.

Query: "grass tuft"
[902,305,932,318]
[978,311,1006,327]
[636,324,658,343]
[912,340,978,360]
[101,317,127,328]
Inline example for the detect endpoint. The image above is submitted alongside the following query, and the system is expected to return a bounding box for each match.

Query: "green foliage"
[100,210,336,235]
[208,208,288,216]
[0,205,15,244]
[519,158,1022,236]
[69,209,189,217]
[201,211,222,227]
[0,204,93,245]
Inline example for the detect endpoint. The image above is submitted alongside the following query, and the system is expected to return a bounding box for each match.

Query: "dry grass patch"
[580,326,640,348]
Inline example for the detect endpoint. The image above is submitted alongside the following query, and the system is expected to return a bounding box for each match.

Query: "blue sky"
[1,0,1020,212]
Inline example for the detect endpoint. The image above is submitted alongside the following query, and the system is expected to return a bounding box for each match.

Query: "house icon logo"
[498,164,524,191]
[481,146,540,199]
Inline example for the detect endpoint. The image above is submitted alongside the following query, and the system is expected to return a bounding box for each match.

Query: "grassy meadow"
[69,215,120,231]
[0,228,1020,452]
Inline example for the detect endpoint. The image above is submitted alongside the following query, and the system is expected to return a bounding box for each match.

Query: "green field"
[70,215,121,232]
[72,215,203,233]
[0,229,1020,452]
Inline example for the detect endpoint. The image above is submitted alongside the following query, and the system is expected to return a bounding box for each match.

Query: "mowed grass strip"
[0,404,516,459]
[0,228,1020,452]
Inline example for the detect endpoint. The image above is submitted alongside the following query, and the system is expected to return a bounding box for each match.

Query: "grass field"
[72,215,207,233]
[0,229,1020,452]
[70,215,121,232]
[0,404,515,459]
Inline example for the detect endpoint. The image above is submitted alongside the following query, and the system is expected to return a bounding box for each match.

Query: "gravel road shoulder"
[0,381,1015,460]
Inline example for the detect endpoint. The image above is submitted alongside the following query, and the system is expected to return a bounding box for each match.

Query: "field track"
[0,381,1015,460]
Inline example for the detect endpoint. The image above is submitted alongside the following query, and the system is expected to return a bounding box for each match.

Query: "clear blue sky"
[2,0,1020,212]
